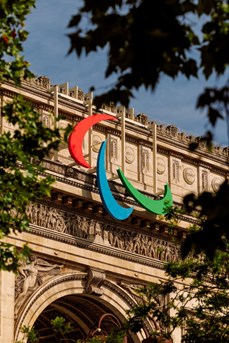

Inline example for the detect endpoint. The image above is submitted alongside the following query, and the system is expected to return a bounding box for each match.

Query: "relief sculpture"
[26,203,180,262]
[106,225,179,262]
[15,256,63,313]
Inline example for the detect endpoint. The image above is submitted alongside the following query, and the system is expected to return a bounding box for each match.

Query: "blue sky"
[23,0,228,146]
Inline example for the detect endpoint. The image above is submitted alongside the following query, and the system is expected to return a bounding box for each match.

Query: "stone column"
[0,270,15,343]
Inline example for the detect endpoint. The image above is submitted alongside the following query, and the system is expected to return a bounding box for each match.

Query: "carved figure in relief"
[31,203,39,224]
[125,232,135,251]
[110,228,125,249]
[118,230,125,249]
[15,256,63,311]
[88,219,95,235]
[151,238,159,259]
[95,222,102,236]
[170,246,179,261]
[107,226,113,244]
[133,234,141,254]
[156,240,164,260]
[148,238,156,258]
[25,203,33,220]
[140,235,149,255]
[64,212,74,234]
[102,224,109,242]
[46,209,56,229]
[54,212,65,232]
[78,216,87,236]
[112,231,120,248]
[38,205,47,227]
[74,215,86,238]
[160,242,168,261]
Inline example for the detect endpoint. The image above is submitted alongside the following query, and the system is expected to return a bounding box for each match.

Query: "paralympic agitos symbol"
[68,114,173,221]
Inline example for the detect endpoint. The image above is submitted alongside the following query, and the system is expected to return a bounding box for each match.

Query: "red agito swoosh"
[68,114,118,168]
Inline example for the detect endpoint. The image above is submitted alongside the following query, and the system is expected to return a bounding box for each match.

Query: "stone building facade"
[0,77,228,343]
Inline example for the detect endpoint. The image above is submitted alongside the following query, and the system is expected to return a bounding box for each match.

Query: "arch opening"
[33,294,135,343]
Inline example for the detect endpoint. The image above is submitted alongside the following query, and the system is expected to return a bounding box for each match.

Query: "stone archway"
[15,273,147,342]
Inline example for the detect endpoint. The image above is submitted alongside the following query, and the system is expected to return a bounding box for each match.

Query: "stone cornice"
[1,81,228,170]
[158,147,228,176]
[157,129,229,166]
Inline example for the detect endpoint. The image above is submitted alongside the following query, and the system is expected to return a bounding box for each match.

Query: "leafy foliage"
[16,325,39,343]
[0,95,60,272]
[68,0,229,259]
[128,250,229,343]
[126,182,229,342]
[51,316,73,336]
[0,0,35,83]
[0,1,60,272]
[17,316,126,343]
[182,180,229,258]
[68,0,228,119]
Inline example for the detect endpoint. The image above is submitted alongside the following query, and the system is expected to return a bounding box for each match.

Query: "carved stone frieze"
[105,226,180,262]
[26,202,180,263]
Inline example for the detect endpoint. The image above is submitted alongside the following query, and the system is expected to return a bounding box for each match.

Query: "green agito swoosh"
[117,168,173,215]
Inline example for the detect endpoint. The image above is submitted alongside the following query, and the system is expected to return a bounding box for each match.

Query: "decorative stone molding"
[157,157,166,175]
[41,114,51,128]
[211,177,222,192]
[172,160,179,182]
[25,76,51,89]
[166,125,178,136]
[118,281,146,303]
[201,170,208,191]
[136,113,149,125]
[110,138,118,162]
[125,146,135,164]
[92,134,102,152]
[156,124,229,164]
[85,268,106,296]
[142,149,150,173]
[183,167,195,185]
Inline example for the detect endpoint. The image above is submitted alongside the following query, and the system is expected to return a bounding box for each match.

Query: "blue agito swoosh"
[97,140,134,220]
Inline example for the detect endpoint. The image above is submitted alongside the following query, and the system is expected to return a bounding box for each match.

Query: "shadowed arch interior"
[33,294,134,343]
